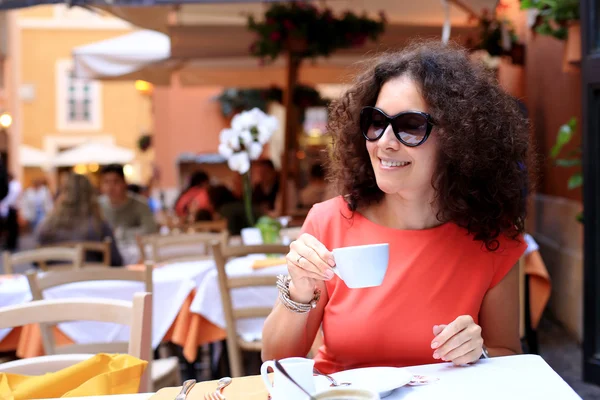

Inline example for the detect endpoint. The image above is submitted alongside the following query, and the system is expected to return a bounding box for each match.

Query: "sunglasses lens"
[391,113,429,145]
[361,108,388,140]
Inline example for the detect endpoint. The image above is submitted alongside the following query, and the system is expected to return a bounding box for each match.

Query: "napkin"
[251,258,287,270]
[0,353,147,399]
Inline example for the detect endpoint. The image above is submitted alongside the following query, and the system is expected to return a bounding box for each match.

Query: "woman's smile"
[378,157,412,170]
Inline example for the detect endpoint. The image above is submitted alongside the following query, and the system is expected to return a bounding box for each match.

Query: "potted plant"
[520,0,580,67]
[550,116,583,222]
[137,134,152,153]
[247,2,386,62]
[215,85,328,119]
[471,9,523,67]
[218,108,279,226]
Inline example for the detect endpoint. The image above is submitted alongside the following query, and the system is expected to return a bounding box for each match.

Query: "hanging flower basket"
[247,1,386,62]
[563,21,581,72]
[520,0,579,41]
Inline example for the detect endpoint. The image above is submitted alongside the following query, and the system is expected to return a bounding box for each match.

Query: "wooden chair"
[211,241,290,377]
[185,219,228,234]
[280,227,302,242]
[2,245,84,275]
[139,231,227,264]
[46,238,113,267]
[519,257,526,341]
[0,294,153,393]
[26,266,181,391]
[518,256,539,353]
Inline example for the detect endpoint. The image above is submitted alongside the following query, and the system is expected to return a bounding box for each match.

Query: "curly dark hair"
[327,40,531,251]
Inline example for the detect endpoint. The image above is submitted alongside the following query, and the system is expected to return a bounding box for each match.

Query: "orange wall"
[19,28,150,150]
[153,80,228,188]
[525,35,582,202]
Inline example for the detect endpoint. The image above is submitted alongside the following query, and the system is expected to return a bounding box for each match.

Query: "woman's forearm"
[261,301,318,361]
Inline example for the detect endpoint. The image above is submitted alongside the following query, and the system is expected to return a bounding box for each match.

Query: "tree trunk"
[280,52,301,216]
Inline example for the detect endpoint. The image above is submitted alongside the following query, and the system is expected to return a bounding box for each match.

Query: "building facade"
[5,5,152,188]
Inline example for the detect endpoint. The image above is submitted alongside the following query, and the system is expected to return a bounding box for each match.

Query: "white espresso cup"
[331,243,389,288]
[261,357,316,400]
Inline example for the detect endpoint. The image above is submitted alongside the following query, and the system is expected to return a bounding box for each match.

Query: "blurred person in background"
[174,170,212,221]
[299,164,329,208]
[0,173,21,251]
[21,177,53,230]
[99,164,157,240]
[36,173,123,266]
[206,184,261,235]
[252,159,280,211]
[128,184,159,213]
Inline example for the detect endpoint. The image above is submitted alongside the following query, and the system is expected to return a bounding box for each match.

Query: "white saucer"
[314,367,413,398]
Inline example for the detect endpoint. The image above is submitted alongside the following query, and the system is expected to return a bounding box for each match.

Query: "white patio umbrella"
[20,145,49,168]
[72,29,170,81]
[52,142,135,167]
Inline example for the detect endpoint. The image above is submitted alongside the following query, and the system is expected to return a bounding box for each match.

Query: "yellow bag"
[0,353,147,400]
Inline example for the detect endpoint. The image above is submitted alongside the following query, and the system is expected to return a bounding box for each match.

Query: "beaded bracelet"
[276,275,321,314]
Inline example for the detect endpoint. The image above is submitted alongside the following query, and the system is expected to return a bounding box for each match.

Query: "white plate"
[314,367,413,398]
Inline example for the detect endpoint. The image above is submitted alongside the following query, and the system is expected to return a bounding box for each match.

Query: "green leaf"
[520,0,538,9]
[567,116,578,130]
[550,120,576,158]
[568,172,583,189]
[555,158,581,167]
[576,211,584,223]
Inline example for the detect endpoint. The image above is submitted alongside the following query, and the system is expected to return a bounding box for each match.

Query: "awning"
[64,0,497,86]
[72,22,476,86]
[73,30,169,81]
[0,0,497,23]
[53,142,135,167]
[93,0,494,32]
[20,145,49,168]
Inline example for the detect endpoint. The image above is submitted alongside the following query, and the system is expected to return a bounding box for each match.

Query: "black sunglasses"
[360,106,435,147]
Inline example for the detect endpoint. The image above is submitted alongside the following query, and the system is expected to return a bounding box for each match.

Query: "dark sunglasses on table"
[360,106,435,147]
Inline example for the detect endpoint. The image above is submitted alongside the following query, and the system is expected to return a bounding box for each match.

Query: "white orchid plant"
[218,107,279,225]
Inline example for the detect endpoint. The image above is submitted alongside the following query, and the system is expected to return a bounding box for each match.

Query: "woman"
[21,178,53,229]
[262,41,529,372]
[35,173,123,266]
[174,170,212,220]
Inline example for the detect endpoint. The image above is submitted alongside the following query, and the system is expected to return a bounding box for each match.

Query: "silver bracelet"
[276,275,321,314]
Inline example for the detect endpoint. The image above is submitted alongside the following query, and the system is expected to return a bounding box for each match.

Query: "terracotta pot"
[563,21,581,73]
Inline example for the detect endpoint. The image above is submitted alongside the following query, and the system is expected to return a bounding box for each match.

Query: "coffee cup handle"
[260,360,276,393]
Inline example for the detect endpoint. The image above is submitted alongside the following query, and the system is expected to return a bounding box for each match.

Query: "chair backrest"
[185,219,228,234]
[3,246,84,275]
[0,293,152,392]
[139,231,227,263]
[54,238,113,267]
[211,241,289,377]
[280,227,302,241]
[26,266,153,356]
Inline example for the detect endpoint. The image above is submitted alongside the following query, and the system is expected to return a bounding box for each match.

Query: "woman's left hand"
[431,315,484,365]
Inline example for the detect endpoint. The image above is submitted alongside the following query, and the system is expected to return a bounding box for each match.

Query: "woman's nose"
[378,125,400,151]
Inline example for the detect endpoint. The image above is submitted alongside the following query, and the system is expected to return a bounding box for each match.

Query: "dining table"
[0,254,287,361]
[34,355,581,400]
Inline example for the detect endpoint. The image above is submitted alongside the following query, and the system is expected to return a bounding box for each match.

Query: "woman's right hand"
[285,233,336,303]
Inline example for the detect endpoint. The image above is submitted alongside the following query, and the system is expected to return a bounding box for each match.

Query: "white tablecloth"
[0,261,211,348]
[388,354,580,399]
[0,276,33,341]
[189,255,288,342]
